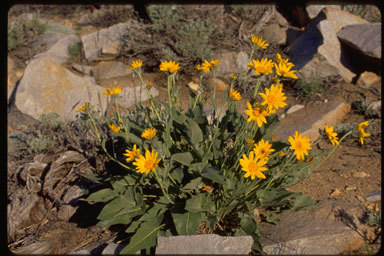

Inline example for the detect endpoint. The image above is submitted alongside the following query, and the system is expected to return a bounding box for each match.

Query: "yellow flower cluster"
[160,60,180,74]
[77,102,89,112]
[324,124,339,146]
[239,151,268,180]
[129,59,143,70]
[104,86,122,96]
[141,128,156,140]
[195,59,220,73]
[288,131,312,161]
[229,88,242,101]
[108,123,121,133]
[251,34,269,49]
[124,144,161,175]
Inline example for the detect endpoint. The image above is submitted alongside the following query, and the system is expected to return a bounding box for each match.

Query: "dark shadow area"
[69,201,104,228]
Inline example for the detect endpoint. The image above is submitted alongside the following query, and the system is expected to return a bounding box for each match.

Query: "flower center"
[252,108,261,117]
[295,141,303,151]
[267,95,276,105]
[144,159,155,170]
[248,162,259,173]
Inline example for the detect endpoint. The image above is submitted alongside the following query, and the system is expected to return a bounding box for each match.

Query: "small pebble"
[366,203,375,211]
[365,190,381,202]
[340,172,351,179]
[345,185,357,191]
[329,189,342,197]
[356,195,365,202]
[353,171,370,178]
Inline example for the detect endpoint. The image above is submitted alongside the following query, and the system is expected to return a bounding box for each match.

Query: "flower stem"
[153,171,174,204]
[87,110,101,143]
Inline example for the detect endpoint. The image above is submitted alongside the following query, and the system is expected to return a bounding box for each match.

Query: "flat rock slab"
[276,96,350,142]
[156,234,253,255]
[261,199,364,254]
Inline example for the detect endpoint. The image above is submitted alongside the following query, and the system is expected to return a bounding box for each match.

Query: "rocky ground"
[7,4,381,255]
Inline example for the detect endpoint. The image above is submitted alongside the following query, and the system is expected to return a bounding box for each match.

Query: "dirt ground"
[7,5,381,254]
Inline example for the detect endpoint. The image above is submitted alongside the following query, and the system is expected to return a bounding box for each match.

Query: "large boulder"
[91,61,132,80]
[34,34,81,64]
[337,23,381,73]
[81,20,143,62]
[288,7,369,82]
[215,51,249,77]
[14,57,108,121]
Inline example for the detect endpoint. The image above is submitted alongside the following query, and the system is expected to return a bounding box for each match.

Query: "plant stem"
[153,171,174,204]
[87,110,101,143]
[138,73,162,121]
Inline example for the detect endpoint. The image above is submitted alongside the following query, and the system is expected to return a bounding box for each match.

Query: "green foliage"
[8,12,47,51]
[294,74,324,98]
[26,130,57,154]
[68,42,82,57]
[39,112,66,132]
[351,100,377,119]
[364,211,381,227]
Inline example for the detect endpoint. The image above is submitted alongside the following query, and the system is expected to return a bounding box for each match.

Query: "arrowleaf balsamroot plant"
[78,34,370,254]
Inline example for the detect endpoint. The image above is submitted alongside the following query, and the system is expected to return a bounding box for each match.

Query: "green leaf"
[187,118,203,148]
[80,173,105,183]
[125,220,141,233]
[201,167,226,185]
[189,162,207,173]
[185,194,206,212]
[181,177,203,192]
[171,152,193,167]
[266,213,281,225]
[85,188,117,204]
[256,189,294,207]
[120,219,165,254]
[170,168,184,183]
[171,211,201,235]
[290,193,316,211]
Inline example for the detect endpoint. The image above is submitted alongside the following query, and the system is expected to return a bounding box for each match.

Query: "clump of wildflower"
[77,102,89,112]
[357,121,370,145]
[253,139,275,160]
[288,131,312,161]
[123,144,140,162]
[141,128,156,140]
[259,83,287,112]
[324,124,339,146]
[229,88,242,101]
[129,59,143,70]
[239,151,268,180]
[244,101,268,127]
[247,58,274,76]
[104,86,122,96]
[133,149,161,175]
[160,60,180,74]
[250,34,269,49]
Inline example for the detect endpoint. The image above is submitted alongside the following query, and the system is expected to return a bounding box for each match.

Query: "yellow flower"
[77,102,89,112]
[357,121,370,145]
[259,83,287,112]
[250,34,269,49]
[274,61,298,79]
[141,128,156,140]
[270,134,277,142]
[247,58,274,76]
[253,139,275,160]
[244,101,268,127]
[123,144,140,162]
[129,59,142,70]
[239,151,268,180]
[247,139,255,148]
[133,149,161,175]
[229,74,237,80]
[279,151,287,157]
[104,86,122,96]
[229,88,242,101]
[288,131,312,161]
[209,59,220,69]
[195,62,210,73]
[146,81,152,87]
[108,123,121,133]
[160,60,180,73]
[324,124,339,146]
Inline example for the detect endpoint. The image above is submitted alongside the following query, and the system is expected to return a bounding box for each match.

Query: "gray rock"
[337,23,381,60]
[306,5,341,19]
[286,104,305,115]
[288,7,369,82]
[102,243,127,254]
[34,34,81,64]
[67,249,90,255]
[297,53,340,83]
[365,190,381,202]
[72,64,93,76]
[277,96,350,142]
[58,185,83,221]
[15,57,108,121]
[81,20,140,62]
[116,85,159,109]
[101,41,121,57]
[91,61,132,80]
[156,234,254,255]
[367,101,381,118]
[262,23,287,45]
[261,199,364,255]
[215,51,249,77]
